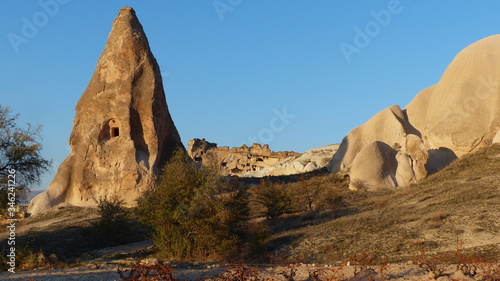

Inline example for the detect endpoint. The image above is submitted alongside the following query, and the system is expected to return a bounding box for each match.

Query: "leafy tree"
[0,105,51,210]
[297,176,326,211]
[254,180,293,220]
[136,149,247,260]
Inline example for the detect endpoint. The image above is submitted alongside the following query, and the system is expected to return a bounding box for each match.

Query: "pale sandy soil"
[1,263,498,281]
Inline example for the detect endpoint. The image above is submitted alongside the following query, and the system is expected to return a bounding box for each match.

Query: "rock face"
[329,105,429,190]
[187,138,300,176]
[29,7,183,214]
[494,130,500,144]
[329,35,500,190]
[405,35,500,156]
[242,144,339,177]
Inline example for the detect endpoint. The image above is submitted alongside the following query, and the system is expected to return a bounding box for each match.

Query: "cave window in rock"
[256,158,264,162]
[109,119,120,138]
[99,118,121,143]
[111,127,120,137]
[221,162,228,167]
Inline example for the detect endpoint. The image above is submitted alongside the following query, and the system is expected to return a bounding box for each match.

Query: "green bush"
[253,180,293,220]
[92,195,129,232]
[0,243,44,271]
[136,149,247,260]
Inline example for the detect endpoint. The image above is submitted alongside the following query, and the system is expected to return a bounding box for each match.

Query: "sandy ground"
[1,211,498,280]
[1,262,498,281]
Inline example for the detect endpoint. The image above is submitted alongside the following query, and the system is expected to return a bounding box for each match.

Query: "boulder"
[29,7,183,215]
[328,105,419,174]
[348,141,398,190]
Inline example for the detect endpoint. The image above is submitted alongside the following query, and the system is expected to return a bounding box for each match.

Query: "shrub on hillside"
[253,180,293,220]
[136,149,248,260]
[93,195,129,230]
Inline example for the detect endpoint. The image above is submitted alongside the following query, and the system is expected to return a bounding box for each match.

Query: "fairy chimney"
[29,7,184,214]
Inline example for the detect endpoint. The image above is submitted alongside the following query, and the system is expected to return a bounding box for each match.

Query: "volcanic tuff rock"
[494,130,500,144]
[187,138,301,176]
[328,105,429,190]
[405,35,500,155]
[329,35,500,190]
[242,144,339,177]
[29,7,183,214]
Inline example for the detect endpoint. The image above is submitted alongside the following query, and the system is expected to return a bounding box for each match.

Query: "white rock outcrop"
[329,35,500,190]
[242,144,339,177]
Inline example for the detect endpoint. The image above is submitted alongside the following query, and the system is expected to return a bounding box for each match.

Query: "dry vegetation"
[263,144,500,265]
[1,145,499,278]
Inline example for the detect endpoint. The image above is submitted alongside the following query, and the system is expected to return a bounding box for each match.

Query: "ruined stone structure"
[29,7,184,214]
[188,138,300,176]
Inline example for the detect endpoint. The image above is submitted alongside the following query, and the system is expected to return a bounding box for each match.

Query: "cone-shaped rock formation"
[29,7,183,214]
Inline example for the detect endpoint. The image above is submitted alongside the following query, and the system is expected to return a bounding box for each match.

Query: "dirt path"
[1,263,498,281]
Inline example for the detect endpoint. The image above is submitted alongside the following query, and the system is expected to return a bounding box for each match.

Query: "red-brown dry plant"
[349,253,374,275]
[212,262,269,281]
[413,248,449,279]
[321,263,346,281]
[453,240,500,280]
[118,260,181,281]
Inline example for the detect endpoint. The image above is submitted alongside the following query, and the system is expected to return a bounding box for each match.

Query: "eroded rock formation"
[329,35,500,190]
[188,138,300,176]
[29,7,183,214]
[242,144,339,177]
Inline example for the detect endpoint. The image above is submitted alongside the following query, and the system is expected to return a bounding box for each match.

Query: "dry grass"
[0,205,150,265]
[262,145,500,264]
[2,145,499,273]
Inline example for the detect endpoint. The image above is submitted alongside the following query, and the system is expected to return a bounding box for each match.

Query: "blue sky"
[2,1,500,190]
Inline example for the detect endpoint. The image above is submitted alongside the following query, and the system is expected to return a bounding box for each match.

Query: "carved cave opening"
[98,118,121,143]
[112,127,120,137]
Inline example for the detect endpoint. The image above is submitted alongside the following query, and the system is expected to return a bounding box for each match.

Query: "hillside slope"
[270,144,500,263]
